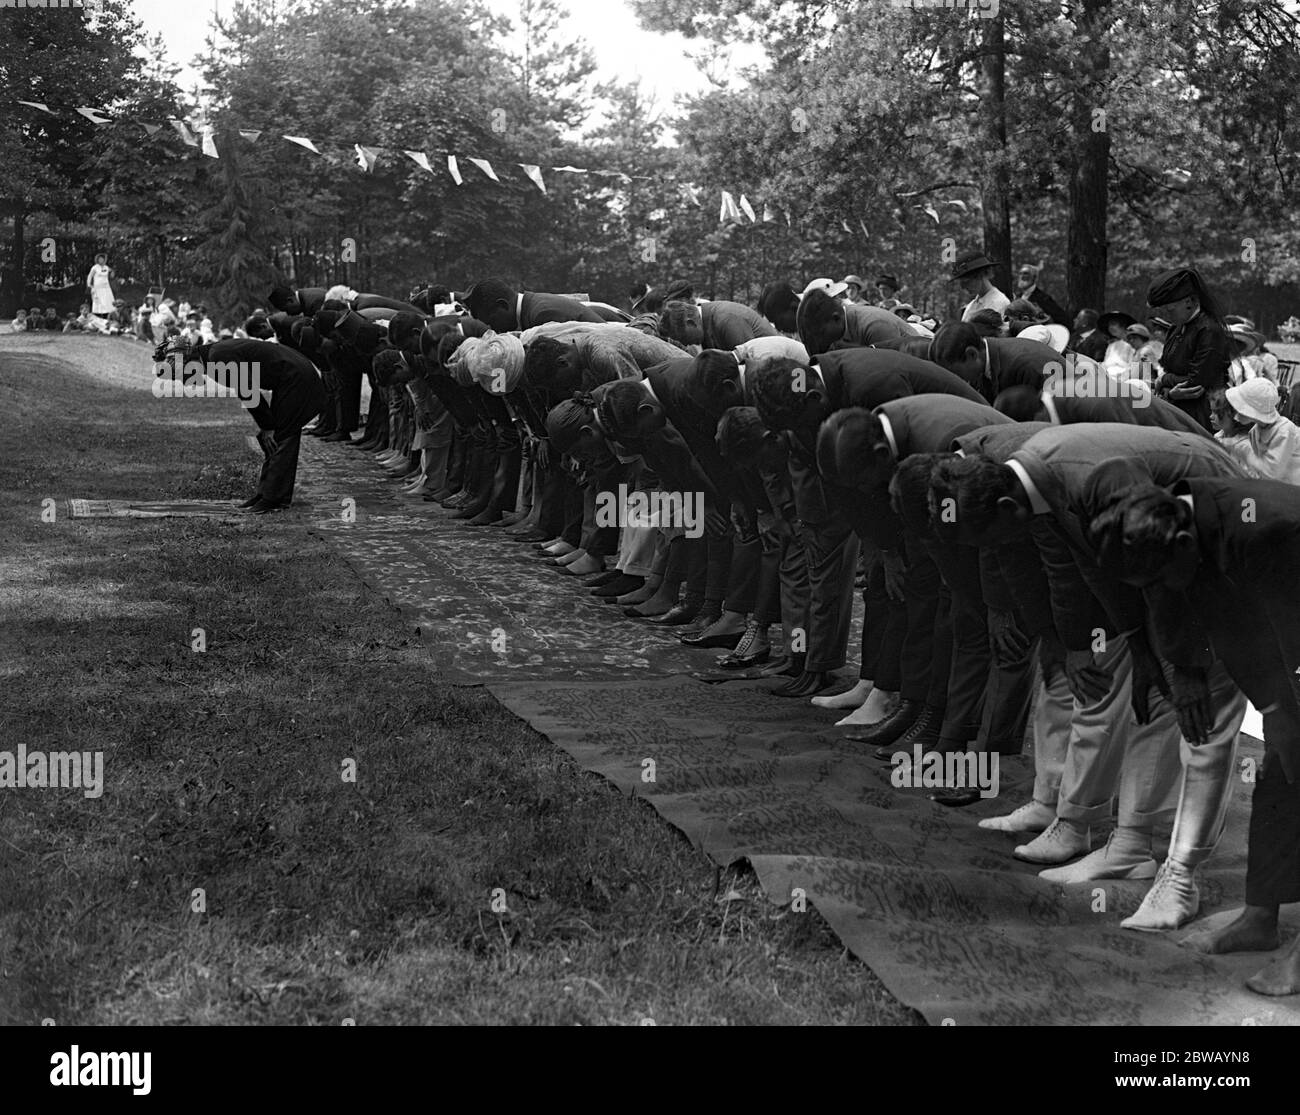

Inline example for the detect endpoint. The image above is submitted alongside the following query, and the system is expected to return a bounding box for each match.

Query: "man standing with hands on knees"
[155,335,327,514]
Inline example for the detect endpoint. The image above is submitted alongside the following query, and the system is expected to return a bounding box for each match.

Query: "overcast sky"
[129,0,766,117]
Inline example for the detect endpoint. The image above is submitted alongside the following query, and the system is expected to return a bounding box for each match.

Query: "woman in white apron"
[86,253,115,316]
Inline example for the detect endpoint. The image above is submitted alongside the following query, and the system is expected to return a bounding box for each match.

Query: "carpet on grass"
[300,439,718,683]
[488,673,1300,1027]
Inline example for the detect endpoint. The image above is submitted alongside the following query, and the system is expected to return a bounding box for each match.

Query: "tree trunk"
[979,13,1013,299]
[3,211,27,317]
[1066,0,1111,315]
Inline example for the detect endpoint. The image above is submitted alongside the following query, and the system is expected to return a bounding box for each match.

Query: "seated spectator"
[62,312,83,333]
[1004,298,1068,351]
[1098,310,1137,376]
[1209,388,1254,472]
[1126,323,1162,380]
[42,307,59,331]
[8,309,29,333]
[28,306,46,330]
[1225,379,1300,484]
[967,308,1006,338]
[1228,324,1278,384]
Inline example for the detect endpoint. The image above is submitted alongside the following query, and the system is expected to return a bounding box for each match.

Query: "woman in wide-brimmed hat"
[1097,309,1138,376]
[952,250,1010,323]
[1227,322,1278,384]
[1224,378,1300,484]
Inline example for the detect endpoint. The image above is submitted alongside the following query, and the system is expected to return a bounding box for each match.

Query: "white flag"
[467,157,499,182]
[284,135,321,154]
[719,190,741,223]
[142,123,162,137]
[75,106,112,125]
[201,129,219,159]
[784,210,792,227]
[520,164,546,193]
[552,165,588,173]
[18,101,54,115]
[171,119,199,147]
[762,204,776,223]
[354,144,380,173]
[680,183,702,207]
[738,194,756,222]
[840,219,853,233]
[239,130,262,142]
[447,154,463,185]
[404,150,434,173]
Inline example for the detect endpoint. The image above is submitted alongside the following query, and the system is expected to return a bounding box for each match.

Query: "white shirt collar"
[1041,390,1060,424]
[1006,459,1051,515]
[877,411,899,459]
[640,379,660,404]
[516,291,525,325]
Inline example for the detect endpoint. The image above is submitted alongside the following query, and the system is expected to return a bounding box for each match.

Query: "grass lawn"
[0,335,918,1025]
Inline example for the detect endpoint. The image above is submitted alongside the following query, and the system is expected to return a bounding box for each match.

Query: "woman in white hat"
[1228,324,1278,384]
[1225,378,1300,484]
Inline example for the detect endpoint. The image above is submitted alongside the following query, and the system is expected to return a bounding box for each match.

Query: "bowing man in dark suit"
[993,365,1212,438]
[1088,475,1300,990]
[462,277,605,332]
[1145,267,1232,433]
[930,323,1066,403]
[795,288,916,357]
[268,285,328,318]
[156,335,326,513]
[658,299,777,351]
[936,423,1246,900]
[821,398,1033,773]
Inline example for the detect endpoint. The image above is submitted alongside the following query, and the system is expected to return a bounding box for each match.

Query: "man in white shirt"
[953,251,1010,323]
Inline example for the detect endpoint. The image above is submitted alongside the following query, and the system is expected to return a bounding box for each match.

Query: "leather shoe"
[649,602,700,626]
[847,698,922,748]
[932,788,983,808]
[236,495,262,508]
[322,430,352,442]
[770,670,835,698]
[680,628,744,649]
[248,500,288,515]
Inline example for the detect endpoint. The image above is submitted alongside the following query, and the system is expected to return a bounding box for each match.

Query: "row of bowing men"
[262,271,1300,997]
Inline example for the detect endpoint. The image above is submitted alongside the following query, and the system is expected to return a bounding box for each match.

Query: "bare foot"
[1246,936,1300,996]
[1192,906,1280,955]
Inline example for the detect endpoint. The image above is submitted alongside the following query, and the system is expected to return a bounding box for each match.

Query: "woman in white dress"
[85,253,115,317]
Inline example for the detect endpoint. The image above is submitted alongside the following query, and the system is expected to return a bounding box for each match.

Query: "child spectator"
[9,309,29,332]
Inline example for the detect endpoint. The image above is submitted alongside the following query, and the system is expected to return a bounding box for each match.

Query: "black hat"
[1146,268,1198,307]
[950,252,997,279]
[662,279,695,303]
[1097,310,1137,335]
[875,274,899,289]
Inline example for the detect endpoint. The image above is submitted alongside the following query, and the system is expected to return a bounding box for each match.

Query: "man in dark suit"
[930,324,1066,402]
[1088,475,1300,990]
[1015,264,1069,326]
[268,285,329,318]
[156,335,326,513]
[658,298,777,351]
[743,352,984,700]
[819,398,1033,773]
[993,368,1212,438]
[1069,309,1110,362]
[462,277,605,332]
[796,289,917,356]
[934,424,1246,903]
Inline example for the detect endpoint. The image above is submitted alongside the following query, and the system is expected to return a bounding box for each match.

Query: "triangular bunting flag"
[784,210,792,227]
[404,150,434,174]
[680,183,702,207]
[75,106,112,125]
[447,155,463,185]
[762,204,776,223]
[18,101,55,115]
[840,219,853,233]
[239,130,262,142]
[170,119,199,147]
[284,135,321,154]
[552,165,588,173]
[142,123,162,137]
[738,194,756,222]
[467,157,499,182]
[719,190,741,223]
[520,164,546,194]
[354,144,380,173]
[201,129,219,159]
[859,218,870,237]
